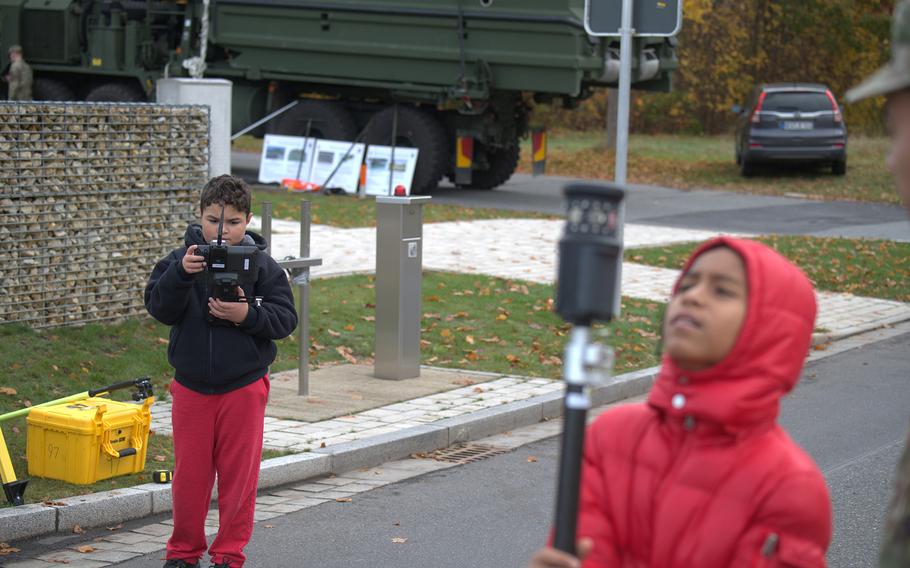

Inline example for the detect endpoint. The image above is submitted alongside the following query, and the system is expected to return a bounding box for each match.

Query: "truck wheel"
[33,78,75,101]
[364,106,448,195]
[464,142,520,190]
[271,99,358,141]
[85,82,146,102]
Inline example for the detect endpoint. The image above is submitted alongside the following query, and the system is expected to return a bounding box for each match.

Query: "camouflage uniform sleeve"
[9,60,33,101]
[880,420,910,568]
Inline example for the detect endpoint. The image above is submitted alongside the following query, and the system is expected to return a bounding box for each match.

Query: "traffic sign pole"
[615,0,634,186]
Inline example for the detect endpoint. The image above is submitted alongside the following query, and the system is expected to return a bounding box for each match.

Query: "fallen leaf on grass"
[465,335,475,345]
[335,346,358,364]
[76,545,96,553]
[440,329,452,338]
[327,329,341,337]
[495,314,508,321]
[361,316,376,322]
[156,337,169,345]
[335,498,353,503]
[0,387,17,396]
[153,455,166,462]
[392,537,408,544]
[343,324,355,331]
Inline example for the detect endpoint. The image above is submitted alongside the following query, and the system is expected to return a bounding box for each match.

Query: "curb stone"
[0,366,659,544]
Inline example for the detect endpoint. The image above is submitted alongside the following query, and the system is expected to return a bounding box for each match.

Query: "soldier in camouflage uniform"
[4,45,33,101]
[847,3,910,566]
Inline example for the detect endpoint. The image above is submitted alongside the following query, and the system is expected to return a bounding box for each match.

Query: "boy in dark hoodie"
[530,237,831,568]
[145,174,297,568]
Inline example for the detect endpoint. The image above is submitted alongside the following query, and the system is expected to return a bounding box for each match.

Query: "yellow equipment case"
[26,396,154,485]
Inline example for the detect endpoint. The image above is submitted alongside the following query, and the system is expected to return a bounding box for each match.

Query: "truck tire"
[465,142,520,190]
[364,106,448,195]
[33,78,75,101]
[85,82,146,102]
[271,99,358,141]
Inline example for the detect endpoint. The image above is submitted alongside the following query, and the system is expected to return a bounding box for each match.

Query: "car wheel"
[832,159,846,176]
[740,158,754,177]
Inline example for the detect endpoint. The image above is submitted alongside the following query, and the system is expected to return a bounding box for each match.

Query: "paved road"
[99,331,909,568]
[232,152,910,242]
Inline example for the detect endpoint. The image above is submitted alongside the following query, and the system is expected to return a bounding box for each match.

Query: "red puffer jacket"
[577,237,831,568]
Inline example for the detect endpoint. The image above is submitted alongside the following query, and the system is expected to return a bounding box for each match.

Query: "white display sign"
[363,145,419,197]
[309,140,366,194]
[258,135,316,184]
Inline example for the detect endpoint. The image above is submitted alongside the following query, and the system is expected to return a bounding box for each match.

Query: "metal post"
[261,202,272,256]
[374,195,431,379]
[298,200,312,396]
[615,0,634,186]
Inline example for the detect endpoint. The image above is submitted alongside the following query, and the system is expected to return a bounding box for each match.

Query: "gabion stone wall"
[0,102,209,329]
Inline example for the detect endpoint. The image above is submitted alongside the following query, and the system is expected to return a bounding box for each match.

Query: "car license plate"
[781,121,813,130]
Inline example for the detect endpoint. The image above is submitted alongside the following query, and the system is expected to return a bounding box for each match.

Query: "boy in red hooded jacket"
[531,237,832,568]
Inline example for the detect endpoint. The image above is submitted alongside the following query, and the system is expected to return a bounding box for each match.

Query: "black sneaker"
[209,563,231,568]
[163,560,198,568]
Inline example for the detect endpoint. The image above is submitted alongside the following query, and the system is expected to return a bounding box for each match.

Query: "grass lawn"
[517,132,897,205]
[625,235,910,302]
[250,186,556,227]
[0,272,662,506]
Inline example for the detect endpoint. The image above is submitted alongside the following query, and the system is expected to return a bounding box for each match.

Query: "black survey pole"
[552,182,625,554]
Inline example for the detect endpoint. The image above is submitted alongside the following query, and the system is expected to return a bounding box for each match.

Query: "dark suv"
[734,83,847,177]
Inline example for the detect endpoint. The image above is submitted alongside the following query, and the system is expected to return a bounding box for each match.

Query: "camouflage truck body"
[0,0,677,192]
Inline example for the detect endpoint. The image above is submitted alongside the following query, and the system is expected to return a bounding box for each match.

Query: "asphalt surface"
[232,152,910,242]
[99,331,909,568]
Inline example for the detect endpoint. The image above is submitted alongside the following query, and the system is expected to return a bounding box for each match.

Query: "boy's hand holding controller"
[208,286,249,324]
[182,245,206,275]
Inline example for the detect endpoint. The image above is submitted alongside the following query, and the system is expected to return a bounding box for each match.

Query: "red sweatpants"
[166,377,269,568]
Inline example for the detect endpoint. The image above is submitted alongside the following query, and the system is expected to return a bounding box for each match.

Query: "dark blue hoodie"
[144,224,298,394]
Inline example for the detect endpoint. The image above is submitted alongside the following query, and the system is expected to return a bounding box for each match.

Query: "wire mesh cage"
[0,101,209,328]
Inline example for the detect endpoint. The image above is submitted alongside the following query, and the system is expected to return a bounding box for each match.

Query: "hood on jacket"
[648,237,817,434]
[183,223,267,251]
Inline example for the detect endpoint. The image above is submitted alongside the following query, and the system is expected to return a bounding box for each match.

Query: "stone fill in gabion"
[0,102,209,328]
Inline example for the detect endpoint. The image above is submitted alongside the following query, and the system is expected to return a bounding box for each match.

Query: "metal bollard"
[261,200,322,396]
[297,201,312,395]
[374,195,431,379]
[261,202,272,256]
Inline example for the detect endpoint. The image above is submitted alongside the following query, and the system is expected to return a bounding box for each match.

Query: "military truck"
[0,0,677,193]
